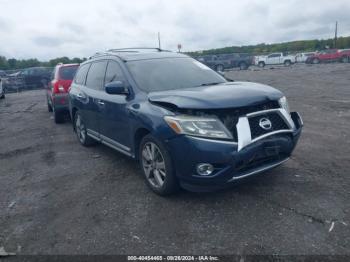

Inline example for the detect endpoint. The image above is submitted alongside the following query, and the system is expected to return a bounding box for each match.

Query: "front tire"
[284,60,291,66]
[341,56,349,63]
[139,134,179,195]
[258,61,265,68]
[73,111,96,146]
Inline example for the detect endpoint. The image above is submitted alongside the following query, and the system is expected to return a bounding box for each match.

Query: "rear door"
[81,60,108,134]
[98,60,132,153]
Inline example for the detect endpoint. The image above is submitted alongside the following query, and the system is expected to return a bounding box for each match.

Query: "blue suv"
[69,48,303,195]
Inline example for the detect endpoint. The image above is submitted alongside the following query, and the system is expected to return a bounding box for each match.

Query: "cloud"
[32,36,64,47]
[0,0,349,60]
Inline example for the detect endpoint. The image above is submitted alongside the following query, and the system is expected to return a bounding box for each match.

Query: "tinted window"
[127,57,225,93]
[59,66,78,80]
[86,61,108,90]
[268,53,281,58]
[105,61,126,84]
[74,63,91,85]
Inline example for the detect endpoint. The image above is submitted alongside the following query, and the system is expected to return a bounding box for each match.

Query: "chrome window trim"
[228,157,289,182]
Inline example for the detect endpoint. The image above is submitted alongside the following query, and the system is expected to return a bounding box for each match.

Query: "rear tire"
[73,111,96,146]
[0,94,4,99]
[258,62,265,68]
[47,102,53,112]
[312,58,320,64]
[53,108,64,124]
[139,134,179,195]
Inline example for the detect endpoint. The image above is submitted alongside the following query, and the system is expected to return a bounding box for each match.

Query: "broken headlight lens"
[164,115,232,139]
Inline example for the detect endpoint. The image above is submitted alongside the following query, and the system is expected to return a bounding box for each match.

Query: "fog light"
[196,163,214,176]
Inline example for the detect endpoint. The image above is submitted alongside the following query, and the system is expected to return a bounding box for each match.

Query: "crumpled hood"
[148,82,283,109]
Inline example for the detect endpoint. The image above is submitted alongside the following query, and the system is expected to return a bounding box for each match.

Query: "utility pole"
[334,21,338,48]
[158,32,161,49]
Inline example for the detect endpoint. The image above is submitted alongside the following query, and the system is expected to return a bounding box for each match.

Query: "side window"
[74,64,91,85]
[86,61,108,90]
[104,61,126,84]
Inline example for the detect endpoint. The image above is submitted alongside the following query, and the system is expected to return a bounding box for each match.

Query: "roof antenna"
[158,32,161,50]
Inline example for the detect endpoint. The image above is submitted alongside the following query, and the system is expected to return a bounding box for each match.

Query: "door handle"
[98,100,105,106]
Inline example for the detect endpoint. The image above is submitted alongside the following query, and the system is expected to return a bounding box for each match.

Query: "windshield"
[127,57,226,92]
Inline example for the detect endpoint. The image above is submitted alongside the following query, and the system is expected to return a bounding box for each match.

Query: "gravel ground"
[0,63,349,256]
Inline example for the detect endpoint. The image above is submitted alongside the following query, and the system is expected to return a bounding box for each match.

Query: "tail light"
[52,80,66,94]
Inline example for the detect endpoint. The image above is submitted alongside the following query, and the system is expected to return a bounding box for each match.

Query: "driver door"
[98,60,132,153]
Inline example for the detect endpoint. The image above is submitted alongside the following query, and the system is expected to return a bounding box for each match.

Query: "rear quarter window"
[74,64,91,85]
[85,61,108,90]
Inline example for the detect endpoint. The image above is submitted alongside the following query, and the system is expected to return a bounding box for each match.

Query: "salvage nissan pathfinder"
[68,48,303,195]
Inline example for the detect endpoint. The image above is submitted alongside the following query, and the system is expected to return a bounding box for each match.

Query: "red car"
[306,49,350,64]
[47,63,79,123]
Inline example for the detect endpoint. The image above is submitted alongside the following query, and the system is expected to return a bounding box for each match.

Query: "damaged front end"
[152,99,303,191]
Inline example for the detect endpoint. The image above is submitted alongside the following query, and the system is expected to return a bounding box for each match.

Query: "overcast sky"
[0,0,350,60]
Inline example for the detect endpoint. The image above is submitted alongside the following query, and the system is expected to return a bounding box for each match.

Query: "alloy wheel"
[75,115,86,143]
[142,142,166,188]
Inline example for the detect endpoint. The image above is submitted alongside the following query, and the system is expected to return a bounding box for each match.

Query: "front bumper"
[165,110,303,192]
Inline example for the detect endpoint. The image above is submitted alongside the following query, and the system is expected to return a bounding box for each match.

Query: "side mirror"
[105,81,129,95]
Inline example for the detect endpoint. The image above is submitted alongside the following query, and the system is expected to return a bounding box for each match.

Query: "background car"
[254,52,295,67]
[0,70,7,78]
[47,63,79,123]
[295,52,316,63]
[18,67,52,89]
[0,78,5,99]
[197,53,253,71]
[305,49,347,64]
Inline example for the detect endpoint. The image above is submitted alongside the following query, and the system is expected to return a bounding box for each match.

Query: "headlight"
[278,96,290,114]
[164,115,232,139]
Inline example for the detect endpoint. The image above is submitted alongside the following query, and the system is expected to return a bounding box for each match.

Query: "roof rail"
[108,47,168,52]
[88,52,112,59]
[88,48,172,60]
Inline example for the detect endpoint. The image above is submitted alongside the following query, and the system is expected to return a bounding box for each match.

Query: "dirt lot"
[0,63,349,255]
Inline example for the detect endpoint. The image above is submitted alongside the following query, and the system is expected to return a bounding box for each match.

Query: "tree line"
[0,56,87,71]
[1,36,350,70]
[186,36,350,57]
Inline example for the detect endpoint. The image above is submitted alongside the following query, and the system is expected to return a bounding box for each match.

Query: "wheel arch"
[134,127,151,160]
[71,107,79,130]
